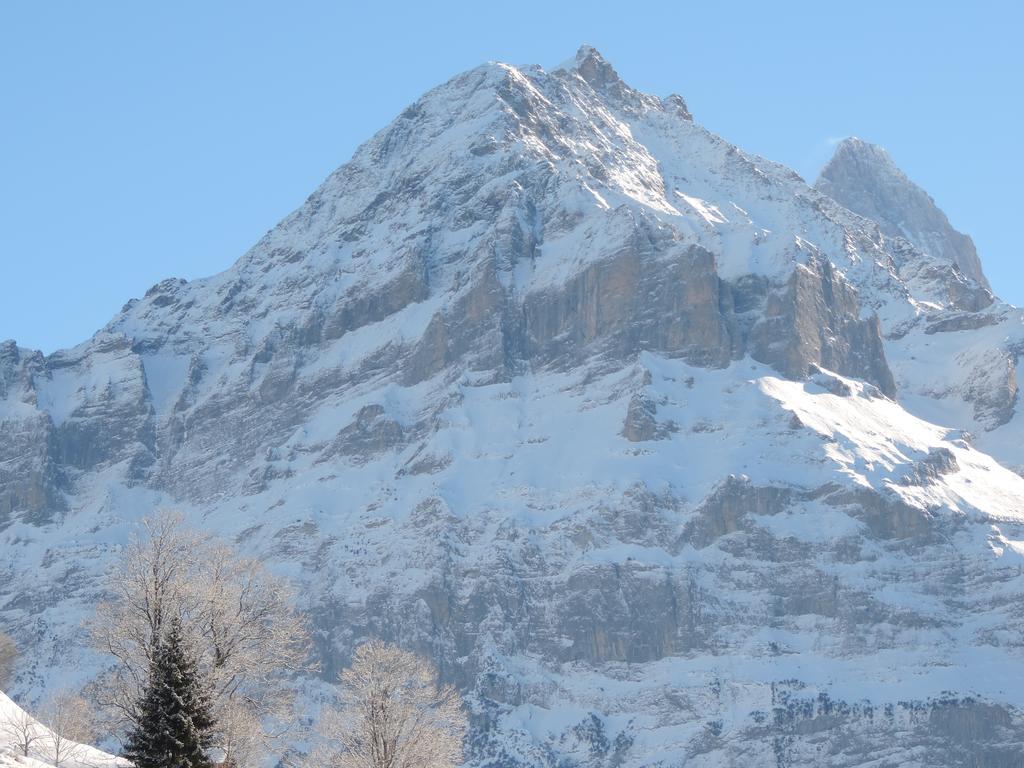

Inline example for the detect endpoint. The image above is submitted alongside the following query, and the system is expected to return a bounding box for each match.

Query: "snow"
[0,691,126,768]
[140,352,190,415]
[0,748,52,768]
[33,339,143,427]
[759,371,1024,519]
[4,44,1024,766]
[675,191,729,225]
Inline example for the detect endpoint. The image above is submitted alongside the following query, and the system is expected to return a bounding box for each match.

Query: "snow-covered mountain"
[817,137,991,293]
[3,46,1024,765]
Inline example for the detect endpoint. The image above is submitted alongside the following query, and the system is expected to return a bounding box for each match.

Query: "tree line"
[0,511,467,768]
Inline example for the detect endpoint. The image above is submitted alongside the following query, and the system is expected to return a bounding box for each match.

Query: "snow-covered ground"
[0,691,124,768]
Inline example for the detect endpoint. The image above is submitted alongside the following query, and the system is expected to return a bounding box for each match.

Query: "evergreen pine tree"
[123,618,215,768]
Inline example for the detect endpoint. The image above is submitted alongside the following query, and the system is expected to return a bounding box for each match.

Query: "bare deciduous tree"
[214,696,264,768]
[90,511,203,725]
[314,641,466,768]
[0,701,44,757]
[88,510,312,765]
[0,632,17,687]
[39,690,94,767]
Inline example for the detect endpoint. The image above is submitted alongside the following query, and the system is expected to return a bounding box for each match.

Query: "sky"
[1,1,1021,353]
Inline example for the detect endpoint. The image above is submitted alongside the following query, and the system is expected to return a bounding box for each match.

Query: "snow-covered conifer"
[123,617,215,768]
[89,510,311,764]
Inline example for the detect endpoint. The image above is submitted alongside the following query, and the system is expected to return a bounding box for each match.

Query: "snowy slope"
[0,691,124,768]
[0,747,51,768]
[2,46,1024,766]
[814,137,1024,473]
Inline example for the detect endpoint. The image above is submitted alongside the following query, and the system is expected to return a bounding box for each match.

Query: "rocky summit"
[3,46,1024,766]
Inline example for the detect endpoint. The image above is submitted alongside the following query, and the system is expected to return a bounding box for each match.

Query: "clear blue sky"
[2,1,1021,353]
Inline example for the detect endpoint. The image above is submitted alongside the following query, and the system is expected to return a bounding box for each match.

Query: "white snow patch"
[675,191,729,225]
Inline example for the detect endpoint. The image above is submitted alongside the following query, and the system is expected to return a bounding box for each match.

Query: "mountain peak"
[831,136,890,159]
[816,137,991,292]
[553,44,688,119]
[573,43,611,68]
[557,44,627,94]
[827,137,903,178]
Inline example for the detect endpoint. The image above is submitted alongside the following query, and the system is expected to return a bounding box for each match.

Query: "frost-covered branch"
[87,509,314,765]
[312,641,466,768]
[39,690,94,767]
[0,702,44,757]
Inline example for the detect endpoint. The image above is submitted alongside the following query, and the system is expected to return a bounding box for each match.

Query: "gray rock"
[817,137,991,294]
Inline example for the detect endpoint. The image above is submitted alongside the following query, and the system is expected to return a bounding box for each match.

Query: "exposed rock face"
[899,446,960,486]
[816,137,991,296]
[5,47,1024,767]
[0,343,61,524]
[621,393,676,441]
[746,258,896,397]
[523,243,736,370]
